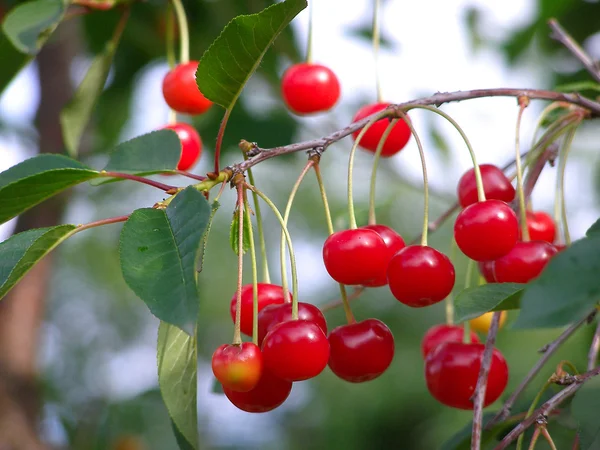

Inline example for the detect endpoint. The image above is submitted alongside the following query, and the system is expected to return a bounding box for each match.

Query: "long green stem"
[540,428,558,450]
[165,4,176,68]
[170,0,189,63]
[233,182,245,345]
[530,102,568,149]
[246,168,271,283]
[243,194,259,346]
[372,0,382,102]
[446,238,458,325]
[462,258,474,344]
[516,381,552,450]
[526,427,542,450]
[305,0,314,63]
[558,124,579,246]
[368,119,398,225]
[515,100,530,241]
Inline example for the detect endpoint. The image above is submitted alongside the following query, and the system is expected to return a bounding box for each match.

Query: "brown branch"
[588,319,600,371]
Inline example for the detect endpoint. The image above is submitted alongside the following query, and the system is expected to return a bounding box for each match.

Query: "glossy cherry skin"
[257,302,327,346]
[323,228,388,285]
[230,283,289,337]
[387,245,456,307]
[524,211,557,244]
[425,342,509,410]
[162,61,213,115]
[211,342,262,392]
[162,123,202,171]
[454,200,519,261]
[223,367,292,413]
[492,241,558,283]
[361,225,406,287]
[281,63,341,115]
[351,103,411,157]
[457,164,515,208]
[421,324,480,359]
[328,319,395,383]
[478,261,496,283]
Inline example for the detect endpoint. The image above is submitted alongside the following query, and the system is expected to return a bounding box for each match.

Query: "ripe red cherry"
[524,211,557,244]
[281,63,341,115]
[322,228,388,285]
[211,342,262,392]
[387,245,455,307]
[421,324,481,358]
[351,103,411,157]
[257,302,327,346]
[162,123,202,171]
[162,61,213,115]
[454,200,518,261]
[425,342,509,409]
[360,225,406,287]
[261,320,330,382]
[493,241,558,283]
[457,164,515,208]
[478,261,496,283]
[328,318,395,383]
[230,283,289,337]
[223,367,292,413]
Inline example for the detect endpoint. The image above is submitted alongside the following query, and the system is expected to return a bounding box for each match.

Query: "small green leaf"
[454,283,524,323]
[0,155,99,225]
[229,210,251,255]
[197,0,307,109]
[2,0,65,55]
[586,218,600,238]
[120,188,210,332]
[572,376,600,449]
[158,322,198,450]
[0,225,76,301]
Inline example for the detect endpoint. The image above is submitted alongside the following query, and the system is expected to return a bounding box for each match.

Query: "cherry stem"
[372,0,383,102]
[368,119,398,225]
[462,258,475,344]
[214,109,232,175]
[445,238,458,326]
[588,319,600,371]
[526,427,541,450]
[515,380,552,450]
[530,102,569,149]
[540,428,558,450]
[70,214,130,236]
[101,171,177,192]
[514,97,531,241]
[165,3,176,68]
[243,193,259,346]
[170,0,189,64]
[173,170,207,181]
[557,124,579,246]
[305,0,314,64]
[246,168,270,283]
[320,286,365,313]
[233,180,245,345]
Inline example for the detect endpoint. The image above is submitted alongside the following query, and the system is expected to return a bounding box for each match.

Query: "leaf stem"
[368,119,398,225]
[170,0,190,63]
[214,109,232,175]
[372,0,383,102]
[71,214,130,236]
[514,97,530,241]
[243,193,259,346]
[101,171,177,192]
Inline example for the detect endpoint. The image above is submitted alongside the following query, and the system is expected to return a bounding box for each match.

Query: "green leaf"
[0,225,76,301]
[196,0,307,109]
[2,0,66,55]
[171,418,196,450]
[158,322,198,450]
[119,187,210,332]
[513,237,600,329]
[555,81,600,93]
[586,218,600,238]
[229,210,251,255]
[572,376,600,449]
[0,34,32,96]
[454,283,524,323]
[0,155,99,225]
[197,201,220,274]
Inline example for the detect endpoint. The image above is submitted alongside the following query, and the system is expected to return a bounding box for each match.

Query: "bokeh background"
[1,0,600,448]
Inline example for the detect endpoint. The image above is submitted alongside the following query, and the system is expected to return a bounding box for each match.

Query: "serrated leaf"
[586,218,600,238]
[2,0,65,55]
[120,187,210,332]
[197,0,307,109]
[158,322,198,450]
[0,155,99,225]
[0,225,76,300]
[454,283,524,323]
[572,376,600,450]
[229,210,251,255]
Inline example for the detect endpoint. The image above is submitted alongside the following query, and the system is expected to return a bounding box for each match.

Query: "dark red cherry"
[387,245,456,307]
[162,61,213,115]
[425,341,509,409]
[223,367,292,413]
[351,103,411,157]
[261,320,330,382]
[162,123,202,171]
[457,164,515,208]
[257,302,327,346]
[478,261,496,283]
[281,63,341,114]
[421,324,481,359]
[524,211,557,244]
[211,342,262,392]
[493,241,558,283]
[454,200,518,261]
[328,319,395,383]
[230,283,289,337]
[322,228,388,285]
[361,224,406,287]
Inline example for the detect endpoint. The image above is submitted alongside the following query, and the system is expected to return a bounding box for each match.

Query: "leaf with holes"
[454,283,524,323]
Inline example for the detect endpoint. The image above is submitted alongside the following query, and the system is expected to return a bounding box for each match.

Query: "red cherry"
[211,343,262,392]
[261,320,330,382]
[162,123,202,171]
[281,63,341,115]
[230,283,289,337]
[322,228,388,285]
[457,164,515,208]
[554,244,566,252]
[328,319,395,383]
[387,245,455,307]
[360,225,406,287]
[162,61,213,115]
[425,341,509,410]
[524,211,557,244]
[351,103,411,157]
[478,261,496,283]
[454,200,518,261]
[493,241,558,283]
[223,367,292,413]
[421,324,480,359]
[257,302,327,346]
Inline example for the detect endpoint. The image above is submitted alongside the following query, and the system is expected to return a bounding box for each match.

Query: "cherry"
[281,63,341,115]
[328,319,395,383]
[257,302,327,346]
[425,342,509,410]
[387,245,455,307]
[162,123,202,171]
[469,311,507,334]
[211,342,262,392]
[261,320,330,382]
[223,367,292,413]
[230,283,289,337]
[351,103,411,157]
[454,200,518,261]
[322,228,388,286]
[492,241,558,283]
[162,61,213,115]
[421,324,480,359]
[360,224,406,287]
[523,211,557,244]
[478,260,496,283]
[457,164,515,208]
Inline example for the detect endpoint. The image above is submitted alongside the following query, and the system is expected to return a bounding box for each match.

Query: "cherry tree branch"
[588,319,600,371]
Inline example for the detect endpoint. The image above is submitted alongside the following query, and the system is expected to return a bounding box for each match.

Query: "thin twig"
[588,319,600,371]
[320,286,366,313]
[102,171,177,192]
